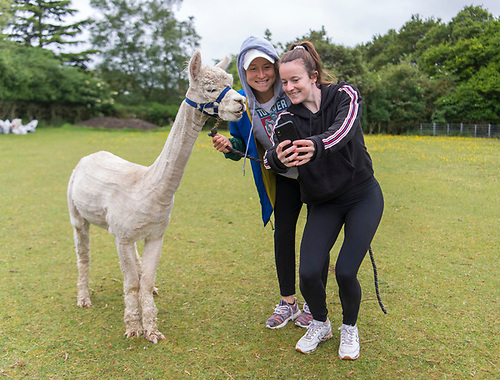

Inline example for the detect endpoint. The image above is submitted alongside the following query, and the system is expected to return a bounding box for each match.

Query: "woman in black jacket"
[264,41,384,359]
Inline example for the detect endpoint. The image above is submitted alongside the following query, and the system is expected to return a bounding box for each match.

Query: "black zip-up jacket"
[264,82,374,204]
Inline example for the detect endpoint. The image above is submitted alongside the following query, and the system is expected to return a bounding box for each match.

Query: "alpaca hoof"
[153,287,159,296]
[125,328,143,339]
[125,320,143,338]
[145,330,165,344]
[77,297,92,307]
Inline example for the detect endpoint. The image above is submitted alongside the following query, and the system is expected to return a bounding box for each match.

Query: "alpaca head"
[187,51,245,122]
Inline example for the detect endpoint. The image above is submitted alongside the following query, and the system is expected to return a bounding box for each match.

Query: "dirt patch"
[77,117,158,131]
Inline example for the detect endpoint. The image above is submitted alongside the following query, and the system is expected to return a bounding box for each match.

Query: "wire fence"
[415,123,500,138]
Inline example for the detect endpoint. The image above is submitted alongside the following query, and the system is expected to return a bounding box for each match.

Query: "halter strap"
[185,86,232,117]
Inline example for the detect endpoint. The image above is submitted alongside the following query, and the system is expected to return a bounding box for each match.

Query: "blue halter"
[185,87,232,117]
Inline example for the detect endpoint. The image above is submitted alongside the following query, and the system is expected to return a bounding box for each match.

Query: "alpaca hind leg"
[140,237,165,343]
[117,240,143,338]
[73,220,92,307]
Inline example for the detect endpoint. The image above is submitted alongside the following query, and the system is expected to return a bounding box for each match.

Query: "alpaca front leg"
[140,237,165,344]
[134,244,158,295]
[74,222,92,307]
[117,241,143,338]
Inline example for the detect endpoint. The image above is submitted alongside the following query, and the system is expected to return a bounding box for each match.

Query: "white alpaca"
[67,51,245,343]
[0,119,11,134]
[11,119,27,134]
[9,119,38,134]
[24,119,38,133]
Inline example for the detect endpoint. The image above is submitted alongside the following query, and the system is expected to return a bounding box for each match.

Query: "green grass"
[0,127,498,379]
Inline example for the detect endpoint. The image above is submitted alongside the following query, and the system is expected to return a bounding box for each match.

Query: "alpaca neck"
[147,99,209,200]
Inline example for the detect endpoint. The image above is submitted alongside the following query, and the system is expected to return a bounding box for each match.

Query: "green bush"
[111,101,180,126]
[0,41,113,122]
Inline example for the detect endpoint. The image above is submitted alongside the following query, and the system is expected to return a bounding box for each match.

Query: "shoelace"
[273,303,290,316]
[339,325,356,345]
[304,321,326,340]
[303,303,310,314]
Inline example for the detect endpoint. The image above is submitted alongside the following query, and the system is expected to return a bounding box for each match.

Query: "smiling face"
[279,59,318,107]
[245,57,277,103]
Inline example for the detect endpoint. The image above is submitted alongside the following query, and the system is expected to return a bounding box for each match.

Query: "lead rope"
[368,245,387,314]
[208,122,263,163]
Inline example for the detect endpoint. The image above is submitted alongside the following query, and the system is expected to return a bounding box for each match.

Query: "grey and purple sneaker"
[265,298,301,329]
[295,303,313,328]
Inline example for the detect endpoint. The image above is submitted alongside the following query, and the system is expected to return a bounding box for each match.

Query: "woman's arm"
[308,84,362,160]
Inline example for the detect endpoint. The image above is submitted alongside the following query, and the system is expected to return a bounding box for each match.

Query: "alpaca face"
[188,52,246,121]
[216,83,246,122]
[194,68,245,121]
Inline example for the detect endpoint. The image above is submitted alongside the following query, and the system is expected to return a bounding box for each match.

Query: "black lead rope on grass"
[369,245,387,314]
[208,124,263,163]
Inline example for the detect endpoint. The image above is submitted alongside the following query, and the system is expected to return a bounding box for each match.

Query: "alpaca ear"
[189,51,202,81]
[215,56,231,70]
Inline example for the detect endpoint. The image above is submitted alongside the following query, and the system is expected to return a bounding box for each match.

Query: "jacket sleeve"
[263,147,288,173]
[223,136,245,161]
[219,117,247,161]
[309,84,362,160]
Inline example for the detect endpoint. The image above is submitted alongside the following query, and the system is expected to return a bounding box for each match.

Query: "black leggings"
[299,177,384,325]
[273,174,303,297]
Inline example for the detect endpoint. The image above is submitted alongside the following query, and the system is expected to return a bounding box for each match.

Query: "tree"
[4,0,89,48]
[448,5,495,42]
[437,60,500,123]
[368,62,432,133]
[419,6,500,123]
[361,71,392,134]
[359,5,498,126]
[362,15,439,70]
[89,0,199,105]
[293,28,366,82]
[420,6,498,80]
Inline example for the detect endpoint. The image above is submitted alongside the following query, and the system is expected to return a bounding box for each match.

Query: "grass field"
[0,126,498,379]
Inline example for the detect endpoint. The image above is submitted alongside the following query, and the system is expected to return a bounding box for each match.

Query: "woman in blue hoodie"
[212,36,312,329]
[264,42,384,359]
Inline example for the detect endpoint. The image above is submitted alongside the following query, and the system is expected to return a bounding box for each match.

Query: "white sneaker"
[295,319,333,354]
[338,324,360,360]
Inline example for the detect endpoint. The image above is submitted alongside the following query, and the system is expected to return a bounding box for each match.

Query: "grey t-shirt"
[251,95,298,179]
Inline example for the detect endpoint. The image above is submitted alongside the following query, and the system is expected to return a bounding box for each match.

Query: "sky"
[70,0,500,65]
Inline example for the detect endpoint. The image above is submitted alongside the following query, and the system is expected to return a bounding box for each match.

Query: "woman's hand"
[212,134,232,153]
[276,139,314,167]
[291,139,314,166]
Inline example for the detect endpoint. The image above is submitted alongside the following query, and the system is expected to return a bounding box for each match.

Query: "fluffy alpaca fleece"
[67,51,245,343]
